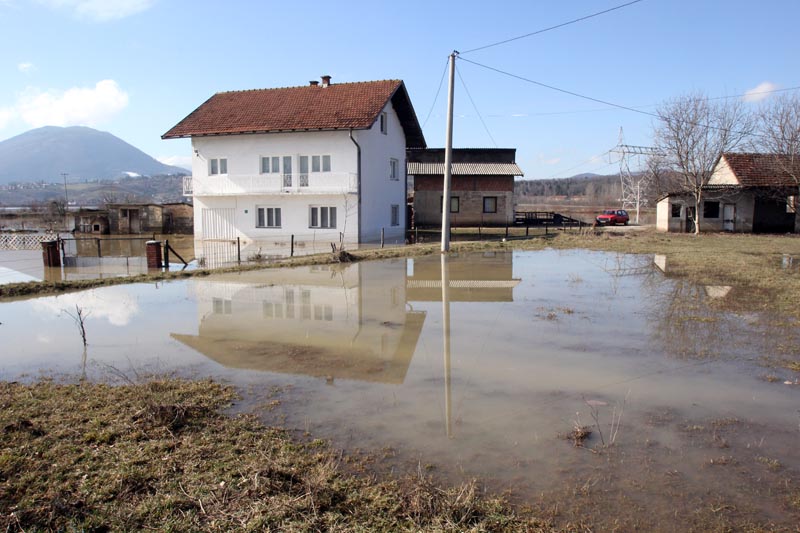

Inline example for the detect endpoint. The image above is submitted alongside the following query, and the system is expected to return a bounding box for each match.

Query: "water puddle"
[1,249,798,529]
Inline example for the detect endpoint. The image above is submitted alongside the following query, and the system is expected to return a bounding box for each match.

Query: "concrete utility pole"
[441,51,458,252]
[61,172,69,208]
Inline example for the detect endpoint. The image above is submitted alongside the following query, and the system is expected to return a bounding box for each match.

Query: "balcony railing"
[185,172,358,196]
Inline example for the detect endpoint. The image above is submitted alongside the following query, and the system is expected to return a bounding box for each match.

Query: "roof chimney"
[321,75,332,88]
[309,80,319,87]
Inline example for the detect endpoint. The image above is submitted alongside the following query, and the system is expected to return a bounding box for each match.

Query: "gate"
[201,208,236,240]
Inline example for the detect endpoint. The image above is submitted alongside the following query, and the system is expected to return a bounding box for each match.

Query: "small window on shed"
[703,201,720,219]
[671,204,681,218]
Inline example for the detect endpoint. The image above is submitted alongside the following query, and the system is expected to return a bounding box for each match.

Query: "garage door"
[201,208,236,240]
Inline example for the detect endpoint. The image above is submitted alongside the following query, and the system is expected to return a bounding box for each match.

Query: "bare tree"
[754,93,800,232]
[654,93,754,234]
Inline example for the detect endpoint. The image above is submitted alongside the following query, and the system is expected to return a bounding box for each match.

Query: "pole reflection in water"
[441,253,452,439]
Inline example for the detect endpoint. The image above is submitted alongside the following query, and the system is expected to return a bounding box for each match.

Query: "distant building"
[74,208,109,234]
[407,148,523,227]
[106,202,193,234]
[163,202,194,234]
[656,153,799,233]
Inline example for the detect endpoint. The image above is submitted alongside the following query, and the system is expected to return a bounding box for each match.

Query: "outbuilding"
[407,148,523,227]
[656,153,798,233]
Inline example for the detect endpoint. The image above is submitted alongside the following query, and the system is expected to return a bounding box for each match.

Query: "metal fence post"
[381,228,385,248]
[290,234,295,257]
[237,237,241,264]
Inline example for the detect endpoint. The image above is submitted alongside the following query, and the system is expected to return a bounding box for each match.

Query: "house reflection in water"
[173,252,520,390]
[172,259,425,384]
[406,252,519,303]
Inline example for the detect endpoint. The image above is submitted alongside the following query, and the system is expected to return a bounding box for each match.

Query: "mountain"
[0,126,188,185]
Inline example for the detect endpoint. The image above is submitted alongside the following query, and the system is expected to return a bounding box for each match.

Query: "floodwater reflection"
[1,250,799,529]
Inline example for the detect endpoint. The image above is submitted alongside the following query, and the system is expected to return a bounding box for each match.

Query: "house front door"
[723,204,735,232]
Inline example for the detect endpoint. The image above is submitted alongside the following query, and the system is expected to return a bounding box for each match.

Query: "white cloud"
[157,155,192,169]
[17,62,35,73]
[17,79,128,127]
[0,107,15,129]
[38,0,155,21]
[743,81,778,103]
[31,288,140,326]
[543,157,561,165]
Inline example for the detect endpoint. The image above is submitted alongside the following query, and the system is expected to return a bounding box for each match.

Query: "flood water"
[1,249,798,530]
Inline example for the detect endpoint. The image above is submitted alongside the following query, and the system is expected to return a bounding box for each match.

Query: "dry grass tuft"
[0,379,552,532]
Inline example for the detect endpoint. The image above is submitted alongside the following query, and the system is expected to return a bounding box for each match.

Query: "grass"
[0,379,554,532]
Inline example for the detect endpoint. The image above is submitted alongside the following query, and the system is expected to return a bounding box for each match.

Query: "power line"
[459,56,661,120]
[458,56,767,139]
[485,85,800,118]
[461,0,646,54]
[421,58,450,129]
[455,64,498,148]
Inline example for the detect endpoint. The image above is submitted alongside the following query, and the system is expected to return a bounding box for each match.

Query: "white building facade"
[164,78,426,251]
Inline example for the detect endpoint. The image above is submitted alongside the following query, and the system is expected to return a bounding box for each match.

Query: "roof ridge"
[216,79,402,95]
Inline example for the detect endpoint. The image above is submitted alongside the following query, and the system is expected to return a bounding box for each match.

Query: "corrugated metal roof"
[407,162,523,176]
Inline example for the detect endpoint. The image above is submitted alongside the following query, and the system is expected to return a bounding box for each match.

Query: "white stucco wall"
[352,101,408,244]
[707,157,740,185]
[189,102,409,245]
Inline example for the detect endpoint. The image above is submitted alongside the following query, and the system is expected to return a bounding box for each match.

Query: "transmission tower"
[609,128,664,224]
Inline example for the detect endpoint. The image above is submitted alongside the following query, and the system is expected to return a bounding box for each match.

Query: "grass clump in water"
[0,379,552,532]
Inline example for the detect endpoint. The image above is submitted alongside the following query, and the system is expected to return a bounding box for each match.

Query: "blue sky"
[0,0,797,180]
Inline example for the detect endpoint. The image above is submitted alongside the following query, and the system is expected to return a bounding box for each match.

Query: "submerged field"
[1,232,799,531]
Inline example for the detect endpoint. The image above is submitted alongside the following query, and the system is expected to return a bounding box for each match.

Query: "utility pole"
[441,51,458,252]
[61,172,69,231]
[61,172,69,209]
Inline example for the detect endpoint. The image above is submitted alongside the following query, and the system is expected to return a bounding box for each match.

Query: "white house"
[656,153,799,233]
[162,76,426,249]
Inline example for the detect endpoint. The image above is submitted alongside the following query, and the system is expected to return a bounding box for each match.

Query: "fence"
[0,233,58,250]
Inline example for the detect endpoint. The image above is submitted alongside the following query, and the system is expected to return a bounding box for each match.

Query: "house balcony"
[184,172,358,196]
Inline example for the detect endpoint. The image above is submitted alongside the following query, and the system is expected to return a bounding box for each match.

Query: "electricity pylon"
[609,128,664,224]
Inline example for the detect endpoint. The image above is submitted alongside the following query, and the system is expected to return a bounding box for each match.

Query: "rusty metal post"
[96,238,101,258]
[381,228,385,248]
[164,239,170,269]
[290,234,295,257]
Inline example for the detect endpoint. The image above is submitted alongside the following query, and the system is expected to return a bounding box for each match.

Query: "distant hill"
[0,126,188,185]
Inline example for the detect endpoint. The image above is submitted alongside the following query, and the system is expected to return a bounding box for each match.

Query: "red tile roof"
[723,152,800,187]
[162,80,425,147]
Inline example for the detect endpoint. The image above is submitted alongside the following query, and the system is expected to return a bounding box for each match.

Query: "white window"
[310,155,332,173]
[309,206,337,228]
[380,112,388,134]
[391,204,400,226]
[389,158,399,181]
[299,156,309,187]
[261,156,281,174]
[209,158,227,175]
[256,206,281,228]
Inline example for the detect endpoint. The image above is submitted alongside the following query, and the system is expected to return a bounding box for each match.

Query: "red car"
[596,209,629,225]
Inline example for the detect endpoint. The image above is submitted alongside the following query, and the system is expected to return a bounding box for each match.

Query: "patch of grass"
[0,379,552,532]
[756,456,783,472]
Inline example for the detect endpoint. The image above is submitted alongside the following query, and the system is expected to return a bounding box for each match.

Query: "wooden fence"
[0,233,58,250]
